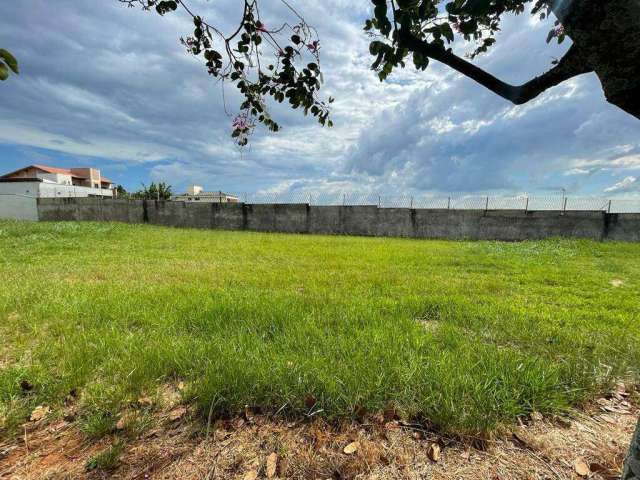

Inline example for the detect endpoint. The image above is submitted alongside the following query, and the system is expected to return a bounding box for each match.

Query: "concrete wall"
[34,198,640,242]
[0,181,113,199]
[0,194,38,221]
[38,197,144,223]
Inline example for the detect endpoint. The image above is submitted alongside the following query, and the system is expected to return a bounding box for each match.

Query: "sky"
[1,0,639,198]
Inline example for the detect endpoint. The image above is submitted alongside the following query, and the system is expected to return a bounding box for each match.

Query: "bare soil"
[1,386,636,480]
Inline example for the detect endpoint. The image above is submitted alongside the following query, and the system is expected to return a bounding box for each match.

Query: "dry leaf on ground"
[427,443,441,462]
[168,406,187,422]
[30,405,50,422]
[343,441,359,455]
[574,458,590,477]
[243,470,258,480]
[137,395,153,407]
[266,452,278,478]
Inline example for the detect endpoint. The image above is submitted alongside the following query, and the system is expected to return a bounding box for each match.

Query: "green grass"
[85,441,124,472]
[1,221,639,437]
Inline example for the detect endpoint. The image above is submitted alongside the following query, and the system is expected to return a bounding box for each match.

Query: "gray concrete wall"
[38,197,144,223]
[34,198,640,242]
[0,195,38,221]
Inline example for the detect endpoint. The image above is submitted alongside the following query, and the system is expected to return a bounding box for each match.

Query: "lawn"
[1,221,639,438]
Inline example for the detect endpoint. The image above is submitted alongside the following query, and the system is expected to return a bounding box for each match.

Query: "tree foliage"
[120,0,333,147]
[0,49,19,81]
[363,0,638,115]
[132,182,173,200]
[115,185,130,199]
[123,0,640,140]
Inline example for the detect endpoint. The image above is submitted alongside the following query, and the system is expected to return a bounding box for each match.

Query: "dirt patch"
[1,390,637,479]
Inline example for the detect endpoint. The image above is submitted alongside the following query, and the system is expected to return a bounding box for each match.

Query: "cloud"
[604,176,638,193]
[0,1,639,196]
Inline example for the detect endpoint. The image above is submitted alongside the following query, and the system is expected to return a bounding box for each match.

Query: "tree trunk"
[552,0,640,118]
[623,418,640,479]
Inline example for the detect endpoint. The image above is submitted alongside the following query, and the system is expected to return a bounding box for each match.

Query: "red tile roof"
[1,164,112,184]
[1,164,79,178]
[32,164,76,175]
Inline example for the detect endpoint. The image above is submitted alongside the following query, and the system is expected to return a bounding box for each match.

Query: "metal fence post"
[485,196,489,212]
[343,193,346,206]
[608,199,612,213]
[563,197,568,214]
[378,195,381,208]
[447,196,451,210]
[524,196,529,213]
[410,196,414,209]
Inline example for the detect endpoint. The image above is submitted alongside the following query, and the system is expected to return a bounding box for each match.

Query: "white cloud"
[563,168,591,176]
[0,0,638,196]
[604,176,638,193]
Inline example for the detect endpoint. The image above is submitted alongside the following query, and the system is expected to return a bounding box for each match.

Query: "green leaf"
[0,62,9,81]
[546,30,554,43]
[0,49,18,74]
[441,23,455,43]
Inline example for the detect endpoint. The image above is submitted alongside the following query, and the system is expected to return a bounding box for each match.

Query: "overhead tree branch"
[399,30,593,105]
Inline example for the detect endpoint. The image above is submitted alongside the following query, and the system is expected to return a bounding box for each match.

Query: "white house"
[172,185,239,203]
[0,164,115,198]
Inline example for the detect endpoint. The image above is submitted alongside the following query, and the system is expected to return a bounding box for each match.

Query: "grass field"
[1,221,639,438]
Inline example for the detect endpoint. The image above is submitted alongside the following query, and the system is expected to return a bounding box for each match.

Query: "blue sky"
[1,0,639,197]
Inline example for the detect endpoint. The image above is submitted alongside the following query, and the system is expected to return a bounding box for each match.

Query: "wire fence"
[239,193,640,213]
[2,190,640,213]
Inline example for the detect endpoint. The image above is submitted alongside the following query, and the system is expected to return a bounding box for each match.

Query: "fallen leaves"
[137,395,153,407]
[243,470,258,480]
[343,441,360,455]
[427,443,441,462]
[168,405,187,422]
[30,405,50,422]
[116,417,126,430]
[610,279,624,287]
[512,428,546,451]
[266,452,278,478]
[574,458,590,477]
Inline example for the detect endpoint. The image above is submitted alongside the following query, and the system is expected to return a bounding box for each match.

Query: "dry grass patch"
[1,385,637,479]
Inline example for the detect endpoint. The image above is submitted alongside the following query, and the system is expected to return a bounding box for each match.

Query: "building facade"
[172,185,239,203]
[0,164,115,198]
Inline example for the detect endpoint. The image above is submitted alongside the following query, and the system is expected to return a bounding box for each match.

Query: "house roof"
[1,164,81,179]
[1,164,113,184]
[175,191,238,197]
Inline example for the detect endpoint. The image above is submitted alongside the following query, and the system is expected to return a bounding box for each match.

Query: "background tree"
[115,185,130,199]
[133,182,173,200]
[122,0,639,148]
[0,49,18,81]
[364,0,639,118]
[121,0,333,147]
